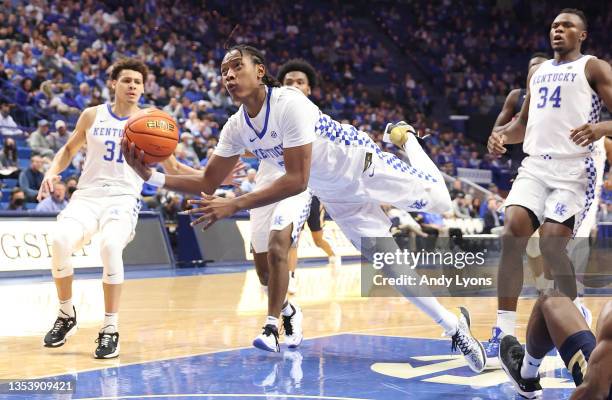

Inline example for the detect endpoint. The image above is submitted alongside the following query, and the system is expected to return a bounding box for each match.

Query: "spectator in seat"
[65,175,78,200]
[6,188,26,210]
[452,192,471,219]
[483,198,503,234]
[28,119,54,158]
[38,81,80,116]
[0,137,18,169]
[75,82,92,109]
[18,155,44,202]
[51,120,69,150]
[449,178,465,199]
[0,100,23,136]
[35,180,67,212]
[470,196,482,218]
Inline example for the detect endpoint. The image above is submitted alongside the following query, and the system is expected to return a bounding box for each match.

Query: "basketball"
[124,108,179,164]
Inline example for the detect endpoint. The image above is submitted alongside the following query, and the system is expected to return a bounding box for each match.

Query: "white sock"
[496,310,517,336]
[59,298,74,317]
[281,302,295,317]
[520,350,542,379]
[410,297,458,334]
[265,316,279,327]
[102,313,118,333]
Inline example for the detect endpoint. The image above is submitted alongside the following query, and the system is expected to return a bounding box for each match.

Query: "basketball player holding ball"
[38,59,180,359]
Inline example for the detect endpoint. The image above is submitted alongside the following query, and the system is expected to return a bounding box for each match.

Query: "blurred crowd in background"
[1,0,611,232]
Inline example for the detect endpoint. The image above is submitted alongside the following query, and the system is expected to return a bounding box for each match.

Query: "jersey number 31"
[103,140,124,163]
[536,86,561,109]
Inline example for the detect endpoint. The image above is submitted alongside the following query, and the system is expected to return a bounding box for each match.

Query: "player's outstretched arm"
[122,139,240,195]
[161,155,244,186]
[571,59,612,146]
[37,107,93,201]
[570,301,612,400]
[187,143,312,230]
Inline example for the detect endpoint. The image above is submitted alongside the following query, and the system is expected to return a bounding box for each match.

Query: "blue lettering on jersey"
[92,127,124,138]
[532,72,577,86]
[252,145,284,160]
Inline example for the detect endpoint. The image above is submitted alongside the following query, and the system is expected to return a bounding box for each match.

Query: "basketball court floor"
[1,261,608,399]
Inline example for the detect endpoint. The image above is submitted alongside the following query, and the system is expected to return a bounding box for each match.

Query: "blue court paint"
[2,335,577,400]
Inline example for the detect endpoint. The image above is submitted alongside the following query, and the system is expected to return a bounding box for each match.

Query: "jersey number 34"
[536,86,561,109]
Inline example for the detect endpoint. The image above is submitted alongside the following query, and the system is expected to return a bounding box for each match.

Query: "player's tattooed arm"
[38,106,93,201]
[571,59,612,146]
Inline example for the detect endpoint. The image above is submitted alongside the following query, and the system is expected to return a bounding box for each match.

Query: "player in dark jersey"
[494,53,548,178]
[500,293,611,399]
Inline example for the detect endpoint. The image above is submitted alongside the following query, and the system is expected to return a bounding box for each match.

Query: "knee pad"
[100,239,125,284]
[99,221,130,285]
[51,220,85,279]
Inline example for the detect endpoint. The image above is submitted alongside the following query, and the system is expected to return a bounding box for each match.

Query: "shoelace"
[488,328,502,344]
[451,330,472,355]
[96,333,112,348]
[262,325,278,338]
[282,315,294,336]
[50,318,65,334]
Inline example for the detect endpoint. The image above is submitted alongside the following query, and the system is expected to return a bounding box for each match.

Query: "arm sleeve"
[280,93,318,149]
[214,116,246,157]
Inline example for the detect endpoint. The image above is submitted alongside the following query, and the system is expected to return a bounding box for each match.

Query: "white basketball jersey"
[254,159,283,190]
[215,86,371,201]
[77,104,143,196]
[524,55,603,157]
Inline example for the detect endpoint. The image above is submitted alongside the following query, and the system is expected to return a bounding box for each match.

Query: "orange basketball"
[124,108,179,164]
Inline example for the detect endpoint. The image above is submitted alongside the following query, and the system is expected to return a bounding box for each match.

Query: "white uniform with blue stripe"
[215,86,450,248]
[504,56,602,231]
[58,104,142,246]
[250,160,312,253]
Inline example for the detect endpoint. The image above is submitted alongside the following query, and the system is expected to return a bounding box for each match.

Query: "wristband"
[146,170,166,187]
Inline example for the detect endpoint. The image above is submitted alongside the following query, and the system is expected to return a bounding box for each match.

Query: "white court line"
[76,393,372,400]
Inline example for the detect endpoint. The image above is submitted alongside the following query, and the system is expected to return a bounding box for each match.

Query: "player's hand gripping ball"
[124,108,179,164]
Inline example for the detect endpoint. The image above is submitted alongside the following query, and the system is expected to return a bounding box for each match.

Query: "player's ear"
[579,30,587,43]
[256,64,264,80]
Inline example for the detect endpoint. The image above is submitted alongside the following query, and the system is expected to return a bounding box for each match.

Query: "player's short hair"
[559,8,588,31]
[277,59,318,89]
[225,45,281,88]
[530,52,548,60]
[110,59,148,83]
